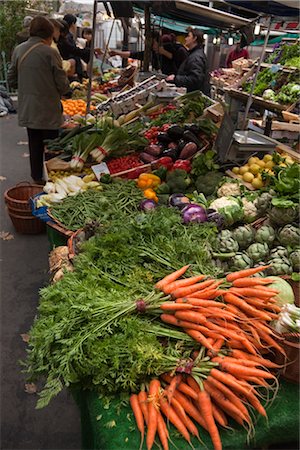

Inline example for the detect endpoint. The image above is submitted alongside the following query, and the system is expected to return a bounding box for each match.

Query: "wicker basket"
[4,182,43,211]
[8,211,45,234]
[274,332,300,384]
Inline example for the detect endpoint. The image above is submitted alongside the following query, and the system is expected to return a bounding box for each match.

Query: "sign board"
[92,162,110,180]
[213,112,236,163]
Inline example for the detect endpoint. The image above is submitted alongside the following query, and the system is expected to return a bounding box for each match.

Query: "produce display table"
[73,380,299,450]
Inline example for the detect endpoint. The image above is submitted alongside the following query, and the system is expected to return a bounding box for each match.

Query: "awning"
[225,1,300,18]
[132,1,253,30]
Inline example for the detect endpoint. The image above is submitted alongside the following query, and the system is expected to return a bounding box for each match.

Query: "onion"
[182,204,207,224]
[169,194,190,209]
[139,199,157,212]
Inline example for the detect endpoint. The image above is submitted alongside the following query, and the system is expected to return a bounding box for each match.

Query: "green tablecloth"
[73,380,299,450]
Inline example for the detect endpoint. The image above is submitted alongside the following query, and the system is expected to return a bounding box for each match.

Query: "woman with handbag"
[8,16,70,184]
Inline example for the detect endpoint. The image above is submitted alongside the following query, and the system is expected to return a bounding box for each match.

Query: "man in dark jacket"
[166,28,210,95]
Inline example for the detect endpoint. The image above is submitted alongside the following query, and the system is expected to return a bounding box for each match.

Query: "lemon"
[249,163,260,175]
[239,165,250,175]
[285,157,294,165]
[232,166,240,174]
[256,160,266,168]
[243,172,255,183]
[263,154,273,162]
[265,160,274,169]
[252,177,264,189]
[248,157,258,165]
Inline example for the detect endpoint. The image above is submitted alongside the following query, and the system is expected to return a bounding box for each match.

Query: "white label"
[92,162,110,181]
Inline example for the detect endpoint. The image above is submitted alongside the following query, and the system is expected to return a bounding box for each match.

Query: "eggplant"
[179,142,198,159]
[169,194,191,209]
[139,152,158,163]
[177,139,186,153]
[157,132,172,145]
[162,148,178,161]
[184,124,200,135]
[144,144,163,157]
[166,125,184,140]
[182,130,203,148]
[168,142,178,150]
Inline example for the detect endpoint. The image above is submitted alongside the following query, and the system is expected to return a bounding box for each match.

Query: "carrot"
[244,297,281,313]
[160,302,195,311]
[185,288,222,300]
[159,396,191,443]
[173,390,207,429]
[169,395,188,424]
[168,374,182,399]
[157,412,169,450]
[255,325,286,355]
[146,379,160,450]
[161,313,225,340]
[155,265,190,290]
[179,298,226,308]
[204,382,250,424]
[186,375,200,394]
[208,338,225,357]
[206,376,249,418]
[226,265,270,282]
[211,402,228,427]
[224,292,273,321]
[232,278,274,287]
[198,390,222,450]
[184,328,216,351]
[160,373,198,401]
[130,394,145,449]
[171,280,216,298]
[164,275,206,294]
[212,355,262,368]
[229,287,275,299]
[230,349,280,369]
[218,360,275,379]
[138,391,149,424]
[174,310,206,324]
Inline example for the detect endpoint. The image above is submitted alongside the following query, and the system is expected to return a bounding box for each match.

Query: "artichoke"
[278,225,300,248]
[290,248,300,272]
[267,257,293,276]
[219,230,233,240]
[233,225,255,249]
[230,252,253,271]
[255,225,276,246]
[268,206,298,226]
[218,236,239,254]
[270,246,289,259]
[255,192,274,216]
[246,243,269,263]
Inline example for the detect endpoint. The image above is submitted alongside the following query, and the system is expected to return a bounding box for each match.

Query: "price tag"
[92,162,110,181]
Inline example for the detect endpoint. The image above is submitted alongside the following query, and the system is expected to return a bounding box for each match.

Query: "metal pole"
[242,16,272,130]
[101,18,115,73]
[86,0,98,114]
[143,3,151,72]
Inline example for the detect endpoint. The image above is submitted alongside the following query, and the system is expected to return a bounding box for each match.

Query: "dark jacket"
[57,33,90,63]
[174,45,210,95]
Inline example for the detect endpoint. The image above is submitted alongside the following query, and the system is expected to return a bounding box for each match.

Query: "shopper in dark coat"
[166,28,210,95]
[8,16,69,183]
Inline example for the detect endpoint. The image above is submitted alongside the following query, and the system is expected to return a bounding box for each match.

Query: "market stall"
[3,3,299,450]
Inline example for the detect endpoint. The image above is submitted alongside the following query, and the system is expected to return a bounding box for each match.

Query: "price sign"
[92,162,110,181]
[213,112,236,162]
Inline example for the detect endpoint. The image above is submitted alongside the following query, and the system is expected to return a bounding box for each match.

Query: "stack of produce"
[265,42,300,68]
[61,99,96,117]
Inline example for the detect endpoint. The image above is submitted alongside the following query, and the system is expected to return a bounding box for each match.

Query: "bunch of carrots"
[130,265,284,450]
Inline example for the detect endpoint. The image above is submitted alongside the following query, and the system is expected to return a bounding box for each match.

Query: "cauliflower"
[242,198,258,223]
[217,182,241,198]
[262,89,276,101]
[210,197,243,226]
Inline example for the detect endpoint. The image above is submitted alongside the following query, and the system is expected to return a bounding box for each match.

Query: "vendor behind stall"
[109,31,177,75]
[166,28,210,95]
[226,41,249,68]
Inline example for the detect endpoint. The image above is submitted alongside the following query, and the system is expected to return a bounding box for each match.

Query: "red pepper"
[155,157,174,170]
[173,159,192,172]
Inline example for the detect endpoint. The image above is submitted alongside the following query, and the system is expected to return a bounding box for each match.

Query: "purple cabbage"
[139,199,157,212]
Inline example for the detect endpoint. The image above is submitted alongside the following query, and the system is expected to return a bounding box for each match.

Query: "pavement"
[0,113,81,450]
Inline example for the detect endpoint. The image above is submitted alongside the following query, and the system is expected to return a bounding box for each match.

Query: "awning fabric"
[132,1,252,30]
[225,1,300,18]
